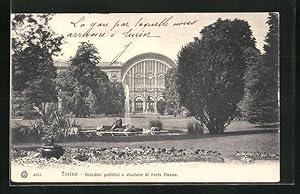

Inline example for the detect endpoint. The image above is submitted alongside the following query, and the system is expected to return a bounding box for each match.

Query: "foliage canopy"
[177,18,257,133]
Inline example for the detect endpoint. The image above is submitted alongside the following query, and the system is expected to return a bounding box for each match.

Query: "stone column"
[132,98,135,113]
[124,84,130,113]
[143,61,146,89]
[154,61,158,113]
[154,96,157,113]
[154,61,157,89]
[132,68,135,89]
[143,61,146,113]
[143,91,146,113]
[132,68,135,113]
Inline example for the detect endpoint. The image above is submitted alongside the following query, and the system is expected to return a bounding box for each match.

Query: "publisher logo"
[21,171,28,178]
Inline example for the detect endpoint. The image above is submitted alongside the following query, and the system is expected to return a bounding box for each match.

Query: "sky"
[48,13,270,63]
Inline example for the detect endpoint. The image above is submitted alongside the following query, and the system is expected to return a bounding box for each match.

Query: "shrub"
[167,108,175,115]
[11,110,80,144]
[156,100,166,115]
[187,120,204,134]
[149,118,163,130]
[11,124,42,143]
[181,107,192,117]
[40,111,80,144]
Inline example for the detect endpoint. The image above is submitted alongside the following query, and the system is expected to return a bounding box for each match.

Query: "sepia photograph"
[10,13,280,183]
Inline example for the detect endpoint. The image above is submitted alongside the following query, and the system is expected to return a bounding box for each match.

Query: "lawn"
[11,114,279,160]
[13,133,279,160]
[11,132,280,183]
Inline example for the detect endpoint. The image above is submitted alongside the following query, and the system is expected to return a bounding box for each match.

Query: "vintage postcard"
[10,13,280,183]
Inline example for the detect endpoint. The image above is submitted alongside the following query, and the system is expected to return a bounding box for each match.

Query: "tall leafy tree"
[241,13,279,124]
[163,68,181,115]
[69,42,108,94]
[105,81,125,115]
[57,42,110,117]
[66,86,90,117]
[86,90,97,115]
[56,71,84,116]
[11,14,63,113]
[156,100,167,115]
[177,18,257,133]
[239,48,263,120]
[70,42,110,115]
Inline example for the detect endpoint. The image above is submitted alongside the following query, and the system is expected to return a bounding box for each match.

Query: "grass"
[11,114,279,160]
[13,133,279,160]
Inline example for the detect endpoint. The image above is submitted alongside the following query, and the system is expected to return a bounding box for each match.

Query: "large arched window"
[134,62,143,73]
[135,74,143,88]
[122,56,175,91]
[124,74,131,89]
[157,74,165,88]
[134,96,144,113]
[146,74,155,88]
[146,96,155,112]
[157,96,165,102]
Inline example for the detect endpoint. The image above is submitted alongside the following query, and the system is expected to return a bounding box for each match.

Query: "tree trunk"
[206,118,225,134]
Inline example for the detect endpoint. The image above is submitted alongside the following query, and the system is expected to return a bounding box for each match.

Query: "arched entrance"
[134,96,144,113]
[121,53,177,114]
[146,96,155,113]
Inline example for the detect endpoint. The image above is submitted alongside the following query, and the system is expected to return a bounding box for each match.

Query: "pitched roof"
[54,60,123,68]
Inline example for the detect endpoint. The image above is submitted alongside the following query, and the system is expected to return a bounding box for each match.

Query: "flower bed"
[234,151,279,163]
[11,147,280,166]
[11,146,225,166]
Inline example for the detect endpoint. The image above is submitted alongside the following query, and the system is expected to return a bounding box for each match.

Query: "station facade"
[55,52,177,114]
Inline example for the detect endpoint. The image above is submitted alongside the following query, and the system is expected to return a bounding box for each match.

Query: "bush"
[11,110,80,144]
[11,124,42,143]
[181,107,192,117]
[167,108,175,115]
[156,100,166,115]
[40,111,81,144]
[187,120,204,134]
[149,118,163,130]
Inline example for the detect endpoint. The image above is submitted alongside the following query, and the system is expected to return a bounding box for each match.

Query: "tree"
[11,14,63,114]
[156,100,167,115]
[240,13,279,124]
[56,42,110,117]
[105,81,125,115]
[239,48,264,121]
[177,18,257,133]
[70,42,110,114]
[86,90,97,115]
[163,68,181,115]
[56,71,76,113]
[66,87,90,117]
